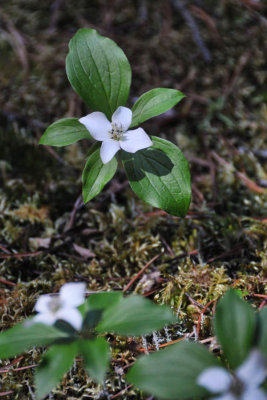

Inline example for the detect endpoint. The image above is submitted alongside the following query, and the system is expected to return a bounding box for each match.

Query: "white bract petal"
[197,367,232,393]
[79,112,111,140]
[112,106,132,132]
[56,308,83,331]
[33,282,86,330]
[198,350,267,400]
[34,294,52,313]
[100,139,120,164]
[79,106,152,163]
[120,128,153,153]
[237,350,266,389]
[211,394,236,400]
[242,388,267,400]
[32,312,57,326]
[60,282,86,308]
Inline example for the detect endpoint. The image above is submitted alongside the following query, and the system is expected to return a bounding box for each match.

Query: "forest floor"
[0,0,266,398]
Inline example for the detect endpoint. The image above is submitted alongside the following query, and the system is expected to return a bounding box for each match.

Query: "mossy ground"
[0,0,266,398]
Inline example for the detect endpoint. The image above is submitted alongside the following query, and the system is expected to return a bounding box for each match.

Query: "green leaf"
[131,88,185,127]
[82,147,117,203]
[96,295,175,336]
[214,289,256,368]
[0,322,71,359]
[86,141,101,159]
[39,118,91,147]
[86,291,123,311]
[79,337,110,384]
[127,341,220,399]
[35,342,77,400]
[82,293,123,330]
[66,28,132,119]
[54,320,77,335]
[122,136,191,217]
[82,309,103,330]
[258,307,267,360]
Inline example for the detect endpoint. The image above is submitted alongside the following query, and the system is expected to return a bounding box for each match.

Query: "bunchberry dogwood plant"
[127,290,267,399]
[32,282,85,330]
[197,350,267,400]
[39,28,191,217]
[0,283,175,399]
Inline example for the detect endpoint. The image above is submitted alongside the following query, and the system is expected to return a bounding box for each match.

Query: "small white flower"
[79,106,153,164]
[197,349,267,400]
[32,282,86,330]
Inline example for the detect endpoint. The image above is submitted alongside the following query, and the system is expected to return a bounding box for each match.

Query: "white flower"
[79,106,153,164]
[32,282,86,330]
[197,349,267,400]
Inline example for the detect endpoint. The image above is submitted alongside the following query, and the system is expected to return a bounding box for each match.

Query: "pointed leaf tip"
[66,28,132,119]
[131,88,185,127]
[122,136,191,217]
[214,289,256,368]
[39,118,91,147]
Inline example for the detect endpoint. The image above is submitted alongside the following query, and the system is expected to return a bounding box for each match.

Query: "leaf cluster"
[127,290,267,399]
[39,28,191,217]
[0,292,175,399]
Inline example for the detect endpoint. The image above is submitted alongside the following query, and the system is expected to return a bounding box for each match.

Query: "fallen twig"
[64,194,84,232]
[0,278,16,286]
[0,391,14,397]
[185,292,203,311]
[223,51,251,99]
[170,0,212,62]
[139,336,186,352]
[207,244,244,263]
[211,151,266,194]
[0,356,24,371]
[196,299,216,337]
[123,254,161,293]
[252,294,267,299]
[189,5,221,41]
[259,301,266,309]
[110,385,133,399]
[0,363,37,374]
[0,8,29,73]
[0,251,42,259]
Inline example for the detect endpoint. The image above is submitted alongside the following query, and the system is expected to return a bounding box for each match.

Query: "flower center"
[230,376,245,397]
[109,122,124,141]
[48,297,61,313]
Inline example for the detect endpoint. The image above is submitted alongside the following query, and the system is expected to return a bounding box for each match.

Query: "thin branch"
[123,254,161,293]
[170,0,212,62]
[0,251,42,259]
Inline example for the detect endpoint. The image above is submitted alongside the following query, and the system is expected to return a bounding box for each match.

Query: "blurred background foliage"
[0,0,266,398]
